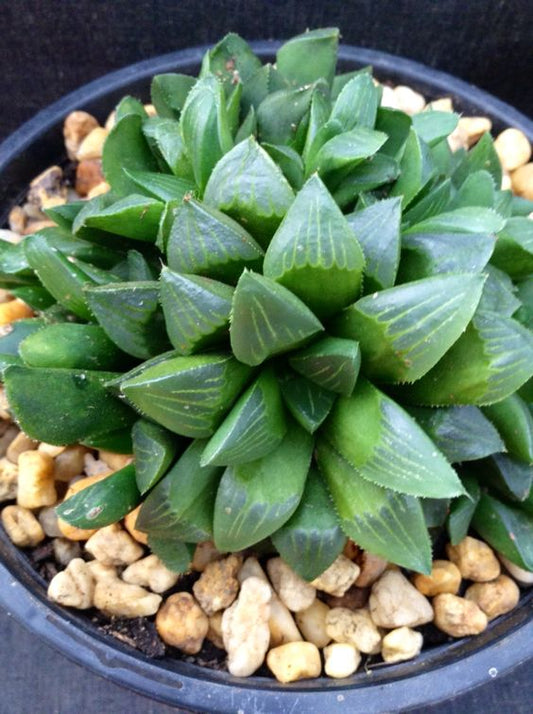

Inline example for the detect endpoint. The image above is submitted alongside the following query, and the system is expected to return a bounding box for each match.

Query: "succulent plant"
[2,28,533,579]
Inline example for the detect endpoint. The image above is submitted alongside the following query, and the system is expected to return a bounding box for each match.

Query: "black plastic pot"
[1,42,533,713]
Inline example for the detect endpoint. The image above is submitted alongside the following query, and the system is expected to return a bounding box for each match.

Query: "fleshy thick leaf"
[120,353,252,437]
[472,493,533,570]
[289,337,360,396]
[78,194,164,242]
[256,83,318,147]
[142,117,194,179]
[411,111,459,146]
[102,114,159,196]
[398,231,495,281]
[390,128,435,207]
[201,369,286,466]
[85,281,170,359]
[24,236,113,321]
[483,393,533,463]
[201,33,261,89]
[447,472,481,545]
[281,374,337,433]
[160,267,233,354]
[230,271,323,366]
[402,311,533,405]
[132,419,180,494]
[213,424,313,551]
[407,405,505,463]
[19,323,126,370]
[4,366,135,445]
[166,197,264,282]
[136,440,221,541]
[345,197,401,292]
[332,273,484,383]
[307,127,388,179]
[321,379,465,499]
[123,170,195,202]
[204,137,295,247]
[482,454,533,502]
[491,217,533,279]
[264,174,365,317]
[150,73,195,119]
[478,265,521,316]
[404,207,505,236]
[316,439,432,573]
[180,74,233,192]
[333,154,400,208]
[276,28,339,87]
[271,469,345,581]
[453,132,502,189]
[148,535,194,573]
[56,464,140,529]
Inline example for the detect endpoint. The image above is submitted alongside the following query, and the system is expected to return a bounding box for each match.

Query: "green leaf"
[136,440,222,541]
[478,265,521,316]
[262,143,304,190]
[281,374,336,433]
[276,28,339,87]
[213,423,313,551]
[447,472,481,545]
[132,419,180,494]
[115,96,147,122]
[142,117,194,179]
[302,88,332,167]
[148,535,194,573]
[390,128,435,207]
[166,197,263,283]
[102,114,159,195]
[180,74,234,192]
[24,236,111,320]
[81,427,133,454]
[407,405,505,462]
[402,311,533,405]
[85,281,170,359]
[0,318,44,358]
[127,250,156,282]
[271,469,345,581]
[345,197,401,292]
[234,106,257,144]
[160,267,233,354]
[123,169,195,202]
[263,174,365,317]
[257,82,323,146]
[56,464,140,529]
[316,438,432,573]
[422,498,450,529]
[375,107,412,160]
[482,454,533,502]
[483,393,533,462]
[411,111,459,146]
[44,200,84,229]
[240,63,288,115]
[75,194,164,242]
[398,232,495,281]
[332,273,485,383]
[204,136,295,248]
[472,493,533,570]
[225,81,242,136]
[403,179,452,227]
[491,217,533,278]
[230,270,323,366]
[453,132,502,189]
[289,337,360,396]
[9,286,55,311]
[150,73,195,119]
[331,66,371,100]
[329,72,379,131]
[201,369,286,466]
[404,207,505,236]
[333,154,400,208]
[307,127,388,179]
[19,323,126,370]
[451,170,496,209]
[26,225,121,269]
[4,366,135,445]
[120,353,252,437]
[201,33,261,91]
[321,379,465,499]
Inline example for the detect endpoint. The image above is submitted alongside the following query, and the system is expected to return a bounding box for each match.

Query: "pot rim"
[0,40,533,713]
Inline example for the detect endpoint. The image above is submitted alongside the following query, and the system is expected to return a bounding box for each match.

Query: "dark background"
[1,1,533,711]
[1,0,533,143]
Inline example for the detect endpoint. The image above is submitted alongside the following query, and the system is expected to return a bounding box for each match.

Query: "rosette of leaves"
[3,28,533,579]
